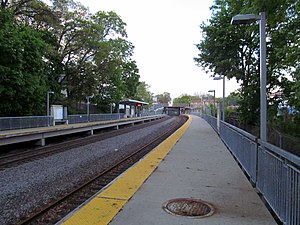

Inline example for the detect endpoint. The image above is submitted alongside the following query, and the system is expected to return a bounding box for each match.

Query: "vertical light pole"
[47,91,54,116]
[213,76,225,121]
[86,96,92,122]
[231,12,267,142]
[208,90,216,116]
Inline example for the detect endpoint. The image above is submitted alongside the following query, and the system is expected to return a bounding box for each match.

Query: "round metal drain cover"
[162,198,215,218]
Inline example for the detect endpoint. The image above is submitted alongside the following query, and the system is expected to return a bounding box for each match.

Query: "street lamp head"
[208,90,215,93]
[231,14,260,25]
[213,76,223,80]
[48,91,54,94]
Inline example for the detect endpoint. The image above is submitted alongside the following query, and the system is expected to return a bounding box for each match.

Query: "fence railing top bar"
[68,113,123,116]
[220,120,257,141]
[205,114,299,166]
[89,113,123,116]
[260,140,300,166]
[0,116,53,119]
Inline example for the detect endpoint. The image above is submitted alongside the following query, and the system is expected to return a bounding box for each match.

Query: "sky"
[67,0,240,99]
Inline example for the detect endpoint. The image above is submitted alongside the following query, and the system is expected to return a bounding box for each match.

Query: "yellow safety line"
[61,116,192,225]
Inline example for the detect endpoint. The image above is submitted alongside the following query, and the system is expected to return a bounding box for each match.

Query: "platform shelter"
[119,99,149,117]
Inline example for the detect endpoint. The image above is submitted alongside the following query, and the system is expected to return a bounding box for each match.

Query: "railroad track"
[17,115,187,225]
[0,116,170,170]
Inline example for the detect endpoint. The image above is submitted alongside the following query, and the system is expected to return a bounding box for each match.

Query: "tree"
[122,60,140,99]
[173,94,191,105]
[135,81,153,104]
[194,0,299,125]
[0,9,50,116]
[90,14,139,111]
[194,0,261,125]
[155,92,171,105]
[263,0,300,116]
[0,0,142,115]
[225,91,240,107]
[46,2,140,112]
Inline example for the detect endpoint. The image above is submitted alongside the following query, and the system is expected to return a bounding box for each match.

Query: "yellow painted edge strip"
[61,115,192,225]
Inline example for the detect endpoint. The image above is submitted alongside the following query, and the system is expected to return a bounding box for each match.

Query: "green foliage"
[52,4,142,113]
[173,94,191,105]
[224,107,238,120]
[0,0,146,115]
[225,91,240,107]
[274,115,300,139]
[122,60,140,99]
[194,0,300,127]
[135,81,153,105]
[155,92,171,105]
[194,0,261,125]
[0,9,49,116]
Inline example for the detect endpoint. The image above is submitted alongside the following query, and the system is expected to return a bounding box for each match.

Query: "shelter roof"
[119,99,149,106]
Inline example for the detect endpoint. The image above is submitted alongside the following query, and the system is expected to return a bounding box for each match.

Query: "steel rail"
[17,116,187,225]
[0,117,169,169]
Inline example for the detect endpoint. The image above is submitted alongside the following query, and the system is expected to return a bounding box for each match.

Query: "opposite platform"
[60,115,277,225]
[0,115,164,146]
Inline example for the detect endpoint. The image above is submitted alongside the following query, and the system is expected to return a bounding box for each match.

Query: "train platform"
[0,115,164,147]
[59,115,277,225]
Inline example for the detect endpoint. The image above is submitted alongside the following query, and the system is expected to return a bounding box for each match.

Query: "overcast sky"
[69,0,240,99]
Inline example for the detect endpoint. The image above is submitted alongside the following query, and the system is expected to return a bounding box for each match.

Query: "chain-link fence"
[0,116,54,131]
[202,114,300,225]
[67,113,125,124]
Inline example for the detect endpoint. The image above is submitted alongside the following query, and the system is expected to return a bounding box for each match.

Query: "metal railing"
[202,114,300,225]
[141,108,164,116]
[0,112,150,130]
[202,114,218,132]
[0,116,54,131]
[256,141,300,225]
[220,121,258,184]
[67,113,125,124]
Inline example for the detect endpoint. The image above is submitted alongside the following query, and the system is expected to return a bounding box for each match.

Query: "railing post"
[254,136,259,185]
[217,102,220,134]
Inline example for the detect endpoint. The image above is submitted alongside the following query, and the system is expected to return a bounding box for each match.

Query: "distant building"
[190,99,202,108]
[172,103,188,108]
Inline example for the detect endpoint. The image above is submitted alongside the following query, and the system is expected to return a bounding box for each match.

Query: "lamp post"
[47,91,54,116]
[86,96,92,122]
[213,76,225,121]
[231,12,267,142]
[208,90,216,115]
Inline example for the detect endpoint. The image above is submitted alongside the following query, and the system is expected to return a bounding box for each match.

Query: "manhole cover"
[162,198,215,218]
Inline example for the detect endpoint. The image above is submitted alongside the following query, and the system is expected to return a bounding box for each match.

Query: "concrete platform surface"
[109,115,277,225]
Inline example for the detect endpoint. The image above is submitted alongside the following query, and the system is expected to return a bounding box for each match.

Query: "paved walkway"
[59,115,277,225]
[109,115,276,225]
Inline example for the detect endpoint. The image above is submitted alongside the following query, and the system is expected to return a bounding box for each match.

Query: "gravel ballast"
[0,116,180,225]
